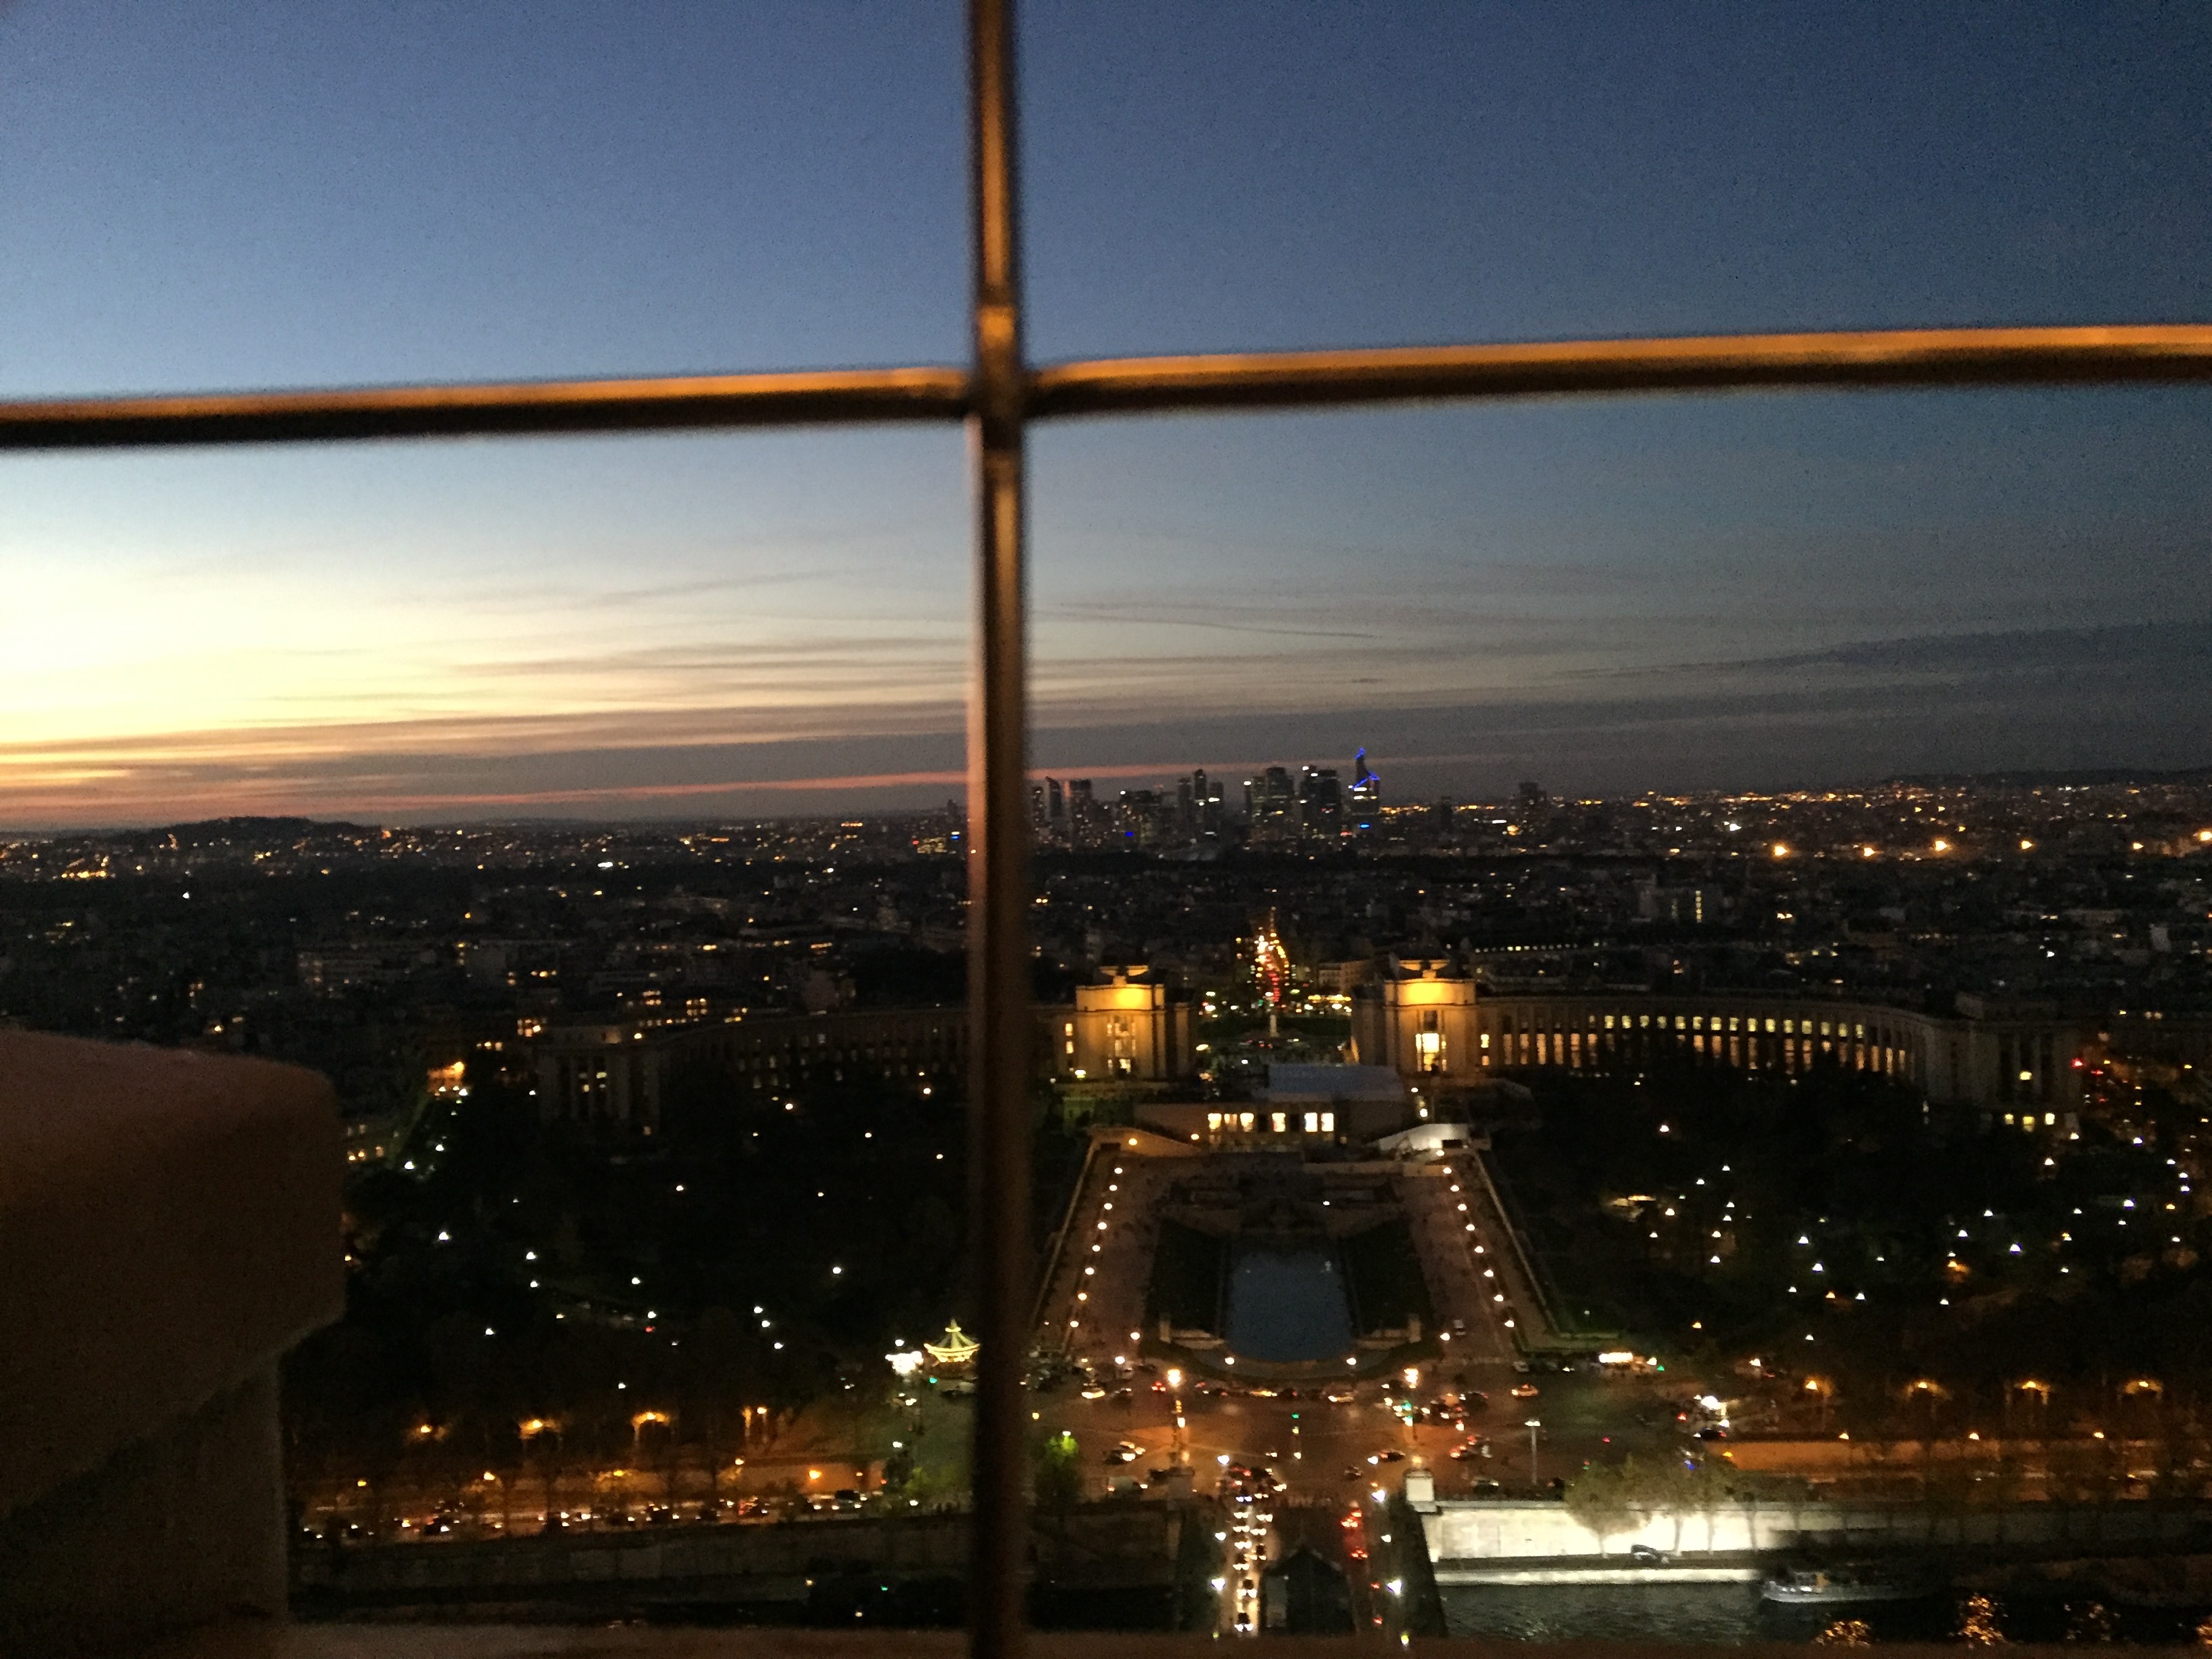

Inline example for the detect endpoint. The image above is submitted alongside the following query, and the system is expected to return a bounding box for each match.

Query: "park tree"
[1036,1430,1083,1522]
[1563,1460,1635,1553]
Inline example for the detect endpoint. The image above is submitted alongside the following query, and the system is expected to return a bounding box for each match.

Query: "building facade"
[1353,958,2102,1113]
[1047,966,1196,1083]
[532,966,1195,1130]
[1348,957,1482,1079]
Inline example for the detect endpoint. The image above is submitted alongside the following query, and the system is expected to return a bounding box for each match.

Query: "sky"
[1,1,2208,827]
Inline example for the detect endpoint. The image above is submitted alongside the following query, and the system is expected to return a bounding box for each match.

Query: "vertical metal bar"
[966,1,1031,1658]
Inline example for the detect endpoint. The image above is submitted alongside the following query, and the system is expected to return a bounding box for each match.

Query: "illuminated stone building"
[1348,957,1481,1078]
[1048,964,1197,1083]
[1354,957,2099,1114]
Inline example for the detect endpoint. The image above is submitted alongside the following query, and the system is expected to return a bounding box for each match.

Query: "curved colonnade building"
[1351,956,2087,1118]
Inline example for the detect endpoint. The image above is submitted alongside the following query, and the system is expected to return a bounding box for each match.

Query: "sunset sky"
[3,1,2208,827]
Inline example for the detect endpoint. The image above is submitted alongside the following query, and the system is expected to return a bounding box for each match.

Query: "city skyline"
[3,3,2208,827]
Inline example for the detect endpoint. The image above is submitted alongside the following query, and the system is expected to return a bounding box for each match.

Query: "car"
[1103,1446,1140,1465]
[1629,1544,1670,1565]
[1079,1385,1108,1400]
[1470,1479,1503,1496]
[1112,1387,1133,1402]
[1695,1427,1728,1441]
[645,1505,676,1525]
[1461,1389,1489,1411]
[1511,1382,1540,1399]
[1377,1449,1405,1463]
[1324,1387,1357,1404]
[1448,1440,1488,1460]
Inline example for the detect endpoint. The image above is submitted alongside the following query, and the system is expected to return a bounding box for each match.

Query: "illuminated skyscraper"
[1348,748,1381,832]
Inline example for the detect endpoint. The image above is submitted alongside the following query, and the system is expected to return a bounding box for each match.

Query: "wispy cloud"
[5,619,2200,829]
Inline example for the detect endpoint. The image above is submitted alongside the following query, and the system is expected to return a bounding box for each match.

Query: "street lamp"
[1525,1420,1542,1488]
[1803,1376,1832,1431]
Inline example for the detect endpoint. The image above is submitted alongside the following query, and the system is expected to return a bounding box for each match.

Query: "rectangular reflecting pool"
[1223,1242,1355,1362]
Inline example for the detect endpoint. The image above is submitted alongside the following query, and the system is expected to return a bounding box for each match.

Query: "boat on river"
[1760,1563,1936,1606]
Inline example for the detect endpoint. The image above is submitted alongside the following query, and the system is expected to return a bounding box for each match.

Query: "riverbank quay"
[1439,1561,1765,1585]
[291,1502,1225,1630]
[1419,1496,2212,1568]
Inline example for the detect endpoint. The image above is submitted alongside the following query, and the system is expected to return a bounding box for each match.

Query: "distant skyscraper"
[1036,777,1065,846]
[1067,779,1103,848]
[1246,766,1296,843]
[1298,765,1343,838]
[1113,787,1160,846]
[1348,748,1381,832]
[1193,769,1223,840]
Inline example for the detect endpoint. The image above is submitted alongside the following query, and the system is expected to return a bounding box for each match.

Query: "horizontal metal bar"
[0,366,971,449]
[7,326,2210,451]
[1029,325,2212,416]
